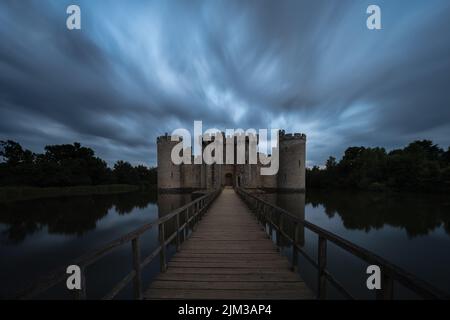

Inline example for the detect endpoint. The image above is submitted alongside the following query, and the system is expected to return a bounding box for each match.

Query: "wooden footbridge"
[17,188,448,300]
[145,188,312,299]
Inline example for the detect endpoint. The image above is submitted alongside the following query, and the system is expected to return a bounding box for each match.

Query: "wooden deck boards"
[144,188,313,300]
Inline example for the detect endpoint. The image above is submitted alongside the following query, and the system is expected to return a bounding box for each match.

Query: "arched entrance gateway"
[225,173,233,186]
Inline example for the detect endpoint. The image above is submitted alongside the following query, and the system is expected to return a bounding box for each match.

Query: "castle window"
[171,171,173,178]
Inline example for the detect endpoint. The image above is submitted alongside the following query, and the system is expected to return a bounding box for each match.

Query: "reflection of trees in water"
[0,191,157,244]
[114,192,157,214]
[306,190,450,237]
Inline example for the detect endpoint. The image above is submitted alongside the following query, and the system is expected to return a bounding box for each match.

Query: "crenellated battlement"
[279,130,306,141]
[157,133,171,143]
[157,133,185,143]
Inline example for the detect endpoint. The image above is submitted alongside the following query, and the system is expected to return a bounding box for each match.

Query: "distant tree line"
[307,140,450,193]
[0,140,157,188]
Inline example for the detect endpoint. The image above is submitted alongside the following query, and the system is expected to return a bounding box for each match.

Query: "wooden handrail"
[236,187,449,300]
[15,188,221,300]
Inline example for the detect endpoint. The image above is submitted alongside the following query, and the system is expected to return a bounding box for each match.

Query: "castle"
[157,130,306,192]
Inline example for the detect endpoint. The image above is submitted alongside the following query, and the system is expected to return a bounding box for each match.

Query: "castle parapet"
[279,130,306,141]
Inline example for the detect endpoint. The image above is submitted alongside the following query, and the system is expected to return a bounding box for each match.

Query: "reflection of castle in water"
[260,192,306,246]
[157,192,198,240]
[157,193,193,217]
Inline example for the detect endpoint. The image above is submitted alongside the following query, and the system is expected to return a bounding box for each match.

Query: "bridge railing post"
[194,200,200,231]
[276,213,283,250]
[193,204,197,229]
[131,237,142,299]
[185,206,190,237]
[268,209,273,240]
[261,205,267,231]
[318,235,327,299]
[256,202,261,221]
[175,212,180,252]
[159,222,167,273]
[292,222,299,271]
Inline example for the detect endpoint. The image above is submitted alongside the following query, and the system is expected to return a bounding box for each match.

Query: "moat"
[0,190,449,299]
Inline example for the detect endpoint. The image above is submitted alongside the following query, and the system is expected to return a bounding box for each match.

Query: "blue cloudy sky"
[1,0,450,167]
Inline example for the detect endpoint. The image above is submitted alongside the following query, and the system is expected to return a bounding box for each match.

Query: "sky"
[1,0,450,167]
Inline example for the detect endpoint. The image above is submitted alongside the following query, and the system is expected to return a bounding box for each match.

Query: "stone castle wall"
[277,131,306,191]
[157,134,181,189]
[157,131,306,192]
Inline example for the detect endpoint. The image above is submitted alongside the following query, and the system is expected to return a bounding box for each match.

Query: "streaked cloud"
[1,0,449,166]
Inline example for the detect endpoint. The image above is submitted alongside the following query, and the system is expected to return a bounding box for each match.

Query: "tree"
[0,140,155,188]
[306,140,449,193]
[325,156,337,170]
[113,161,139,185]
[0,140,34,165]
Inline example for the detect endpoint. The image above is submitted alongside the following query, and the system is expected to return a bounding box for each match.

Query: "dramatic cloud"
[1,0,450,166]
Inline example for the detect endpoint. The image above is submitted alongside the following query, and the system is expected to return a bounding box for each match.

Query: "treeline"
[0,140,157,188]
[307,140,450,193]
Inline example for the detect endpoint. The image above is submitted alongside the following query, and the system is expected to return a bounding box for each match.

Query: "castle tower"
[277,131,306,191]
[157,133,182,190]
[260,159,278,190]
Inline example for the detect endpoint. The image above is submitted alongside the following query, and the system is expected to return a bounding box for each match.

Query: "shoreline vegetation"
[0,140,157,202]
[2,139,450,202]
[306,140,450,194]
[0,184,148,203]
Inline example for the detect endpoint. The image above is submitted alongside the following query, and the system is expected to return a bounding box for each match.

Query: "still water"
[265,190,450,299]
[0,190,449,299]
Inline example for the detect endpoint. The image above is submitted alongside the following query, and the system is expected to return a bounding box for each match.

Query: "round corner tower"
[157,133,181,190]
[277,131,306,192]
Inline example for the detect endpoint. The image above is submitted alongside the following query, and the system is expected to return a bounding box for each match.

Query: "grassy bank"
[0,184,142,203]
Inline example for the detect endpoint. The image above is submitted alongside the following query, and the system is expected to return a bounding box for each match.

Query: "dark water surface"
[0,191,192,299]
[1,189,449,299]
[265,190,450,299]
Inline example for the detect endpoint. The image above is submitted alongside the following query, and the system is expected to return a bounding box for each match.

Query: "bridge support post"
[193,202,199,231]
[268,209,273,240]
[276,215,283,251]
[132,237,143,299]
[176,213,180,252]
[318,235,327,299]
[292,223,299,271]
[185,207,190,238]
[256,202,261,222]
[159,223,167,273]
